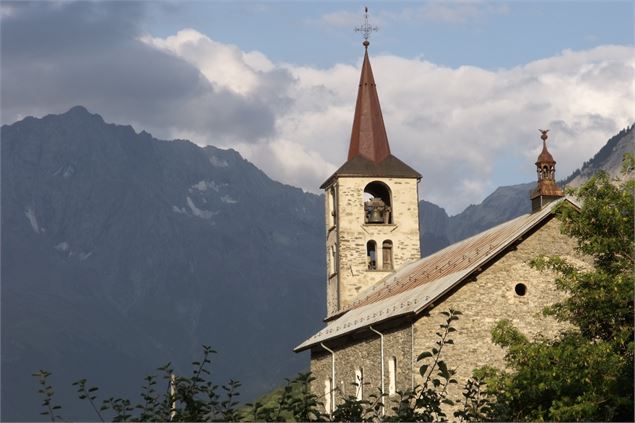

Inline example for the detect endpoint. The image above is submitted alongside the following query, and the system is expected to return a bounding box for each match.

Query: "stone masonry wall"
[325,184,339,315]
[310,214,591,415]
[412,216,590,404]
[334,177,421,313]
[310,323,413,413]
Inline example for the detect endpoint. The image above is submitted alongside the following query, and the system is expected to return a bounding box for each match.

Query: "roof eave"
[294,310,416,353]
[320,155,423,189]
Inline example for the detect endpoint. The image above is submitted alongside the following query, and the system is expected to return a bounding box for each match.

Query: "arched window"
[363,181,392,224]
[382,240,393,270]
[324,377,333,414]
[355,368,363,400]
[328,187,337,227]
[329,245,337,275]
[388,356,397,395]
[367,241,377,270]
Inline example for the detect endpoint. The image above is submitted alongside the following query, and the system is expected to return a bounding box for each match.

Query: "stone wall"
[412,216,589,402]
[311,214,591,413]
[325,184,339,315]
[327,176,421,314]
[310,323,413,413]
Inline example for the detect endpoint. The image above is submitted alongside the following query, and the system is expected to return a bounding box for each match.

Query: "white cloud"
[140,29,264,96]
[138,30,633,214]
[0,3,17,19]
[5,7,632,215]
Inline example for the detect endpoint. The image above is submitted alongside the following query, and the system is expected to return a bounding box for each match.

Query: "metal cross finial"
[354,6,378,47]
[539,129,549,141]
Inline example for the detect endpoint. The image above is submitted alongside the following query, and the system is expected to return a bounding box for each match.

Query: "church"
[294,36,586,413]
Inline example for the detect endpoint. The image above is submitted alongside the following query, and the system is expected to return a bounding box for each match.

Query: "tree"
[482,156,634,421]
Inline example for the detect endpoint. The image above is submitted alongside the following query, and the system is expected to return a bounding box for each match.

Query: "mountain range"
[2,106,632,420]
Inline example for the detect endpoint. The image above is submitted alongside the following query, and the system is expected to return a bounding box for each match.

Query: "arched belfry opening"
[539,164,554,181]
[364,181,392,224]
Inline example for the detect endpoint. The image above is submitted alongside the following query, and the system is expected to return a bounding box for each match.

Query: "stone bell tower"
[530,129,564,212]
[321,33,422,317]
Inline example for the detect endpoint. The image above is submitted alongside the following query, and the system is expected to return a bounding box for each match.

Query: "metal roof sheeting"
[294,197,579,352]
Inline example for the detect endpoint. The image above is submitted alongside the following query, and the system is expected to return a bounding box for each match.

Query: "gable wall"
[412,215,588,401]
[310,214,590,412]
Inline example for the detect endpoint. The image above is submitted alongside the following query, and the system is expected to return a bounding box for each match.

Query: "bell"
[368,207,384,223]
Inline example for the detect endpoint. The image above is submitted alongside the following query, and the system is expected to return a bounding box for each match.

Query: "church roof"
[320,44,421,189]
[294,197,579,352]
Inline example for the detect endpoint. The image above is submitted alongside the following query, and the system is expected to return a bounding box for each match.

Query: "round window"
[514,283,527,296]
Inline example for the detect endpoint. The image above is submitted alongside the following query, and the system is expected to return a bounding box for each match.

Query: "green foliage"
[72,378,105,421]
[33,347,326,422]
[32,370,64,422]
[482,156,634,421]
[33,345,236,421]
[285,372,327,422]
[559,155,634,276]
[34,309,491,422]
[329,382,384,422]
[453,375,492,423]
[246,372,326,422]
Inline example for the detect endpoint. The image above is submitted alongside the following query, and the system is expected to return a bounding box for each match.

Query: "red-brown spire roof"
[347,45,391,163]
[320,43,421,189]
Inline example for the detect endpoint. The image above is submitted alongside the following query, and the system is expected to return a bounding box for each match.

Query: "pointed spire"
[530,129,564,211]
[320,8,421,190]
[347,44,391,163]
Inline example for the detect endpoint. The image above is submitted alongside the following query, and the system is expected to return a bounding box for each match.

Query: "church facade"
[294,40,585,413]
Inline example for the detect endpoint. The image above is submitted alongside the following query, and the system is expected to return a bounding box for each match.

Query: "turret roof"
[536,140,556,165]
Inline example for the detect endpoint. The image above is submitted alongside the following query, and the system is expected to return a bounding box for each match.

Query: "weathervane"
[354,6,378,47]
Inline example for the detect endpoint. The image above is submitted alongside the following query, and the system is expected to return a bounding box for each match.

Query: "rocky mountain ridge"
[2,106,631,420]
[2,106,325,420]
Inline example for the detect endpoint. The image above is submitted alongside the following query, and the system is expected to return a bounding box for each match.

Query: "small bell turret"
[530,129,564,212]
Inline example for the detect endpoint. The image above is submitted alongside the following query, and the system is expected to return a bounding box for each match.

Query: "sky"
[2,1,633,214]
